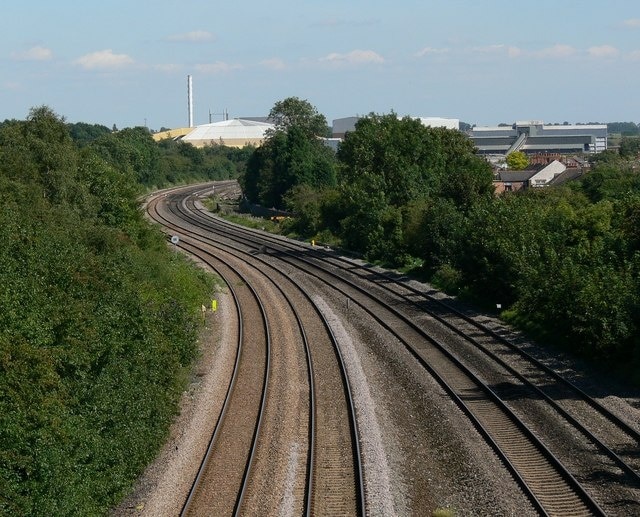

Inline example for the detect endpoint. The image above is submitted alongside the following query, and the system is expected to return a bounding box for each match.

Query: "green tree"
[607,122,640,136]
[90,127,160,186]
[0,106,87,207]
[577,162,640,202]
[506,151,529,170]
[334,113,492,262]
[268,96,329,137]
[67,122,111,146]
[241,101,336,209]
[619,136,640,158]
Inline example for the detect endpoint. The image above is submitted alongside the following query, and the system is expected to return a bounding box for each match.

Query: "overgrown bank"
[0,108,230,515]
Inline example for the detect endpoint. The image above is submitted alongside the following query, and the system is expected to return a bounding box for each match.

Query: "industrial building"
[153,75,274,148]
[469,121,607,156]
[180,118,274,148]
[332,116,459,138]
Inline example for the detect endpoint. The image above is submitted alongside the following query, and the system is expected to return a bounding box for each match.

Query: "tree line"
[0,107,237,514]
[241,98,640,379]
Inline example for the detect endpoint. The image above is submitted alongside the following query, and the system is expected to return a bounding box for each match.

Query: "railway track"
[146,181,640,515]
[146,186,365,515]
[178,244,270,515]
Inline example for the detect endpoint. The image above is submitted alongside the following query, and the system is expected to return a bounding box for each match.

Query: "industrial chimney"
[187,75,194,128]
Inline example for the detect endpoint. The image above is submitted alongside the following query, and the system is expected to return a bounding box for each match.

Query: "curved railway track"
[143,181,640,515]
[180,249,270,515]
[146,185,365,515]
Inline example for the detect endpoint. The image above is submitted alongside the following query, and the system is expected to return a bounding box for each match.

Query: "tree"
[241,125,336,208]
[506,151,529,170]
[0,107,216,515]
[607,122,640,136]
[67,122,111,147]
[90,127,160,186]
[619,136,640,158]
[268,96,329,137]
[334,113,492,262]
[578,161,640,202]
[241,98,336,209]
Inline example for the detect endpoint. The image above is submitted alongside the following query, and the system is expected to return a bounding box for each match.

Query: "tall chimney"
[187,75,194,128]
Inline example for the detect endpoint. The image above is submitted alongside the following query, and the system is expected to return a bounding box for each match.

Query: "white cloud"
[74,49,134,70]
[588,45,619,58]
[12,46,53,61]
[507,46,523,58]
[153,63,183,73]
[3,81,21,90]
[628,50,640,60]
[531,44,577,59]
[168,30,215,42]
[415,47,449,58]
[471,44,505,54]
[623,18,640,28]
[320,49,384,65]
[195,61,243,74]
[468,44,522,58]
[260,58,286,70]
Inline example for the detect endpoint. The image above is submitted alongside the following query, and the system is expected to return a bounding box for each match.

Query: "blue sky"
[2,1,639,129]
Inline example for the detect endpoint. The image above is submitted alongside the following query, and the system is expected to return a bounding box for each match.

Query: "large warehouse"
[332,116,459,138]
[180,118,274,148]
[469,121,607,155]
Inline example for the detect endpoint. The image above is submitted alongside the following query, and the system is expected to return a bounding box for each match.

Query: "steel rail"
[150,190,366,515]
[148,194,272,516]
[172,188,366,514]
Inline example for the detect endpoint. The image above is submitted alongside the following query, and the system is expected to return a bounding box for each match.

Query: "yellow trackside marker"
[311,239,315,247]
[211,299,218,312]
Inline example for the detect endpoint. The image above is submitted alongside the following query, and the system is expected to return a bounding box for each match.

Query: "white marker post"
[171,235,179,254]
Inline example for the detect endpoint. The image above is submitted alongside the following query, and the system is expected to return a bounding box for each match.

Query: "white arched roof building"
[182,118,274,148]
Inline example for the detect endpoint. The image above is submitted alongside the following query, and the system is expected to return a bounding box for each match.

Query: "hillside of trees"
[0,107,253,514]
[242,99,640,380]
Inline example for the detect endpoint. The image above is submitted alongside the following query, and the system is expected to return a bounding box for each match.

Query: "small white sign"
[171,235,180,245]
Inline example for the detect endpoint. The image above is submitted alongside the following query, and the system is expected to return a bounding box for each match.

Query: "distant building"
[528,160,567,187]
[416,117,460,130]
[321,137,342,152]
[181,118,274,148]
[469,121,607,155]
[493,170,535,194]
[332,117,361,138]
[493,160,568,194]
[152,127,192,142]
[332,115,460,138]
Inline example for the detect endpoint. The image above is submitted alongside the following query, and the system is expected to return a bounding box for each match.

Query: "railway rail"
[178,243,271,515]
[146,182,640,515]
[146,185,365,515]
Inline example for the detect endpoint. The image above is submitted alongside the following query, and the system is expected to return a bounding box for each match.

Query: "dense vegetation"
[243,99,640,378]
[0,107,242,514]
[606,122,640,136]
[64,122,251,189]
[240,97,336,209]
